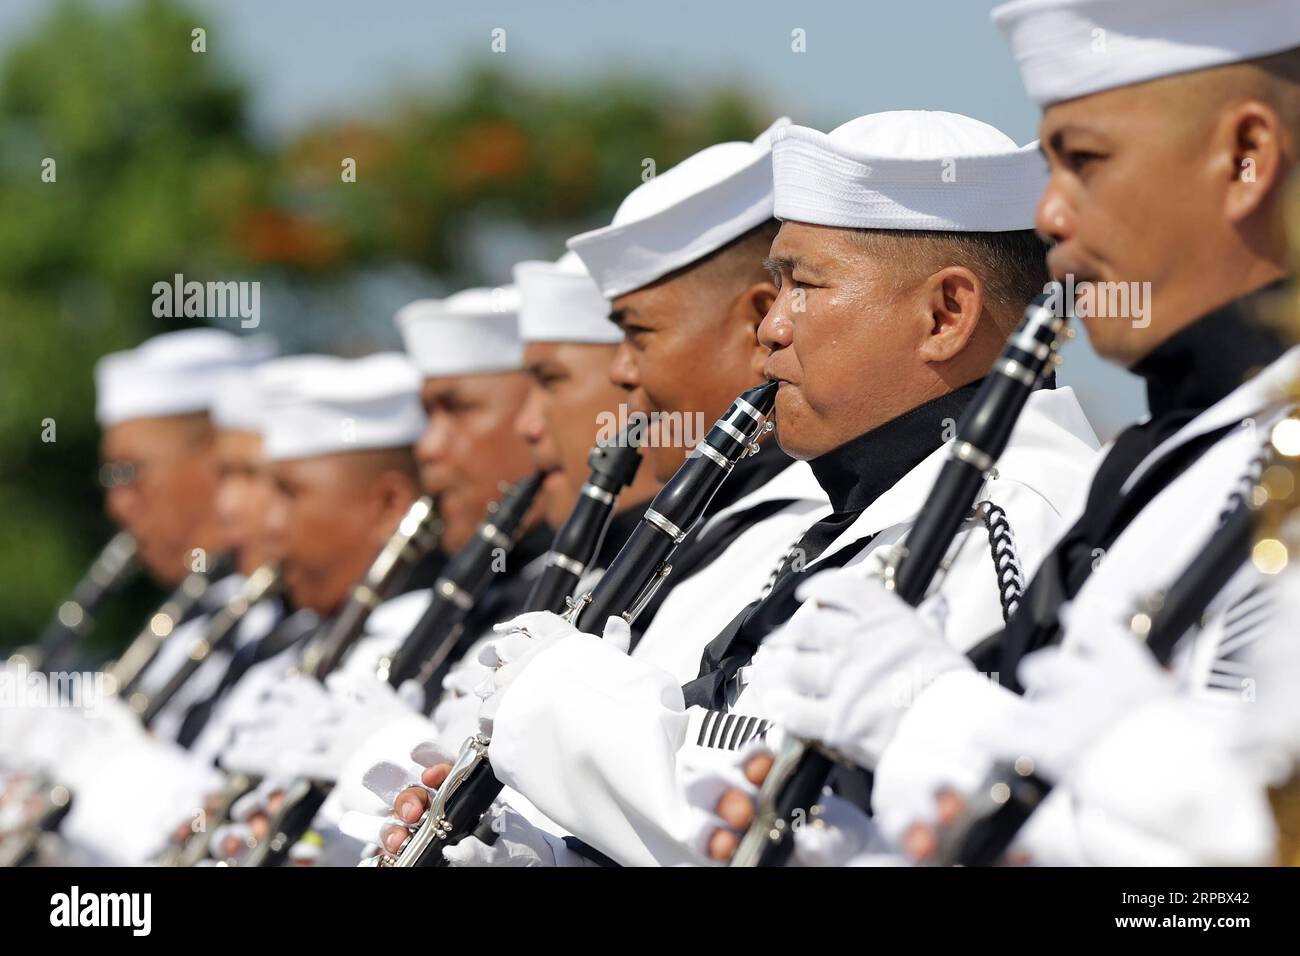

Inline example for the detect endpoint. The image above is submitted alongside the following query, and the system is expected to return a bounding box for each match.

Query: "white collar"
[815,385,1100,563]
[699,457,830,539]
[1120,346,1300,495]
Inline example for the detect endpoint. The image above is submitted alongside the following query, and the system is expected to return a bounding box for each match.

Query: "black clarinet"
[137,564,282,727]
[937,495,1258,867]
[106,552,236,710]
[15,531,139,673]
[385,382,777,867]
[731,290,1069,867]
[235,496,442,868]
[297,497,442,681]
[370,434,644,867]
[525,433,645,614]
[377,474,545,699]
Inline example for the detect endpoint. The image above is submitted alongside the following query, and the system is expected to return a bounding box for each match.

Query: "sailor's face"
[608,277,767,483]
[758,222,923,460]
[1036,82,1222,365]
[414,372,535,552]
[214,430,274,576]
[519,341,633,528]
[263,454,381,615]
[99,415,218,586]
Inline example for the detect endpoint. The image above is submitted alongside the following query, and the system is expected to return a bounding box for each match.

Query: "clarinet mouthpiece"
[738,380,779,416]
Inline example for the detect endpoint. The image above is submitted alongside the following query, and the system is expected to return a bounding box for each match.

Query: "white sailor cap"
[94,328,277,428]
[211,368,265,434]
[513,252,621,345]
[395,287,523,377]
[567,119,790,299]
[772,111,1045,233]
[259,352,426,462]
[992,0,1300,108]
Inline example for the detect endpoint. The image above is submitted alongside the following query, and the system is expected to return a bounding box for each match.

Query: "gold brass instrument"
[9,530,139,673]
[1259,184,1300,866]
[0,553,234,866]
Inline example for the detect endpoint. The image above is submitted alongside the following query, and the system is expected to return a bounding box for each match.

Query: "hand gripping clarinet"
[374,473,546,700]
[0,779,74,868]
[166,500,439,867]
[10,531,139,673]
[137,564,282,728]
[103,552,236,711]
[368,432,645,867]
[730,290,1070,867]
[382,382,777,867]
[238,479,542,867]
[232,495,443,867]
[940,290,1300,868]
[8,549,232,866]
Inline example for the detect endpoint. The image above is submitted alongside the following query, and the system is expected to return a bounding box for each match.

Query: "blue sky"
[0,0,1147,437]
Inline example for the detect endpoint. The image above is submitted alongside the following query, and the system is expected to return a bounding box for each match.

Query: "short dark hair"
[850,228,1048,328]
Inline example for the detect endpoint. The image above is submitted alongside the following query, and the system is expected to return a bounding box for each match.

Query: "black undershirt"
[625,440,800,649]
[682,380,986,710]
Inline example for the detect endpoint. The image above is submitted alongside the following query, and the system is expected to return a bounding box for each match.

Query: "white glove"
[749,568,971,769]
[326,670,425,718]
[338,737,460,858]
[239,674,331,734]
[219,675,329,775]
[976,613,1174,782]
[478,610,580,669]
[440,803,567,867]
[675,731,893,867]
[337,759,420,852]
[1065,697,1277,866]
[209,821,254,861]
[473,611,627,733]
[441,652,493,699]
[431,693,482,754]
[284,672,424,781]
[230,777,287,822]
[677,737,771,865]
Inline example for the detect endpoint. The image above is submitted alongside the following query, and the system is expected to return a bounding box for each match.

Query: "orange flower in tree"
[446,119,530,192]
[232,207,347,270]
[288,122,396,189]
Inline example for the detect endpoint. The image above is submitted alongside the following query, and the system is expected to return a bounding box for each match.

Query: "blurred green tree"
[0,0,768,654]
[0,0,266,653]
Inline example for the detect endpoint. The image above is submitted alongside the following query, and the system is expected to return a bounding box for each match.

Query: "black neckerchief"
[809,380,987,514]
[682,380,984,709]
[1135,287,1287,420]
[624,439,797,649]
[991,282,1289,689]
[418,523,555,695]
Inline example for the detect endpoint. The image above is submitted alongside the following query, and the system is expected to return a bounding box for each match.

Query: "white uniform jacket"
[630,457,830,683]
[487,387,1100,865]
[872,346,1300,865]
